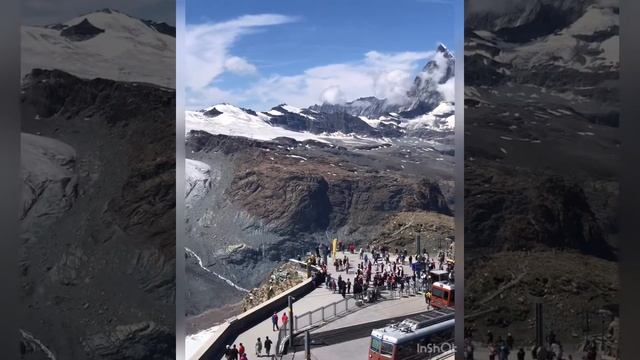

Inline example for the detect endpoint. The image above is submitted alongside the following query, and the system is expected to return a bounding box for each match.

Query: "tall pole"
[305,330,311,360]
[289,295,295,348]
[601,315,605,351]
[536,302,543,347]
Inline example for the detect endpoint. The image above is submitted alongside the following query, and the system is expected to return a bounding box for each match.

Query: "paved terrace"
[191,249,448,359]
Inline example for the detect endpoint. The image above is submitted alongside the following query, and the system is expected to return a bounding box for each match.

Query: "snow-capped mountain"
[186,103,327,143]
[310,96,392,119]
[309,43,455,119]
[465,0,618,82]
[464,0,618,122]
[22,8,175,88]
[186,98,454,145]
[187,44,456,144]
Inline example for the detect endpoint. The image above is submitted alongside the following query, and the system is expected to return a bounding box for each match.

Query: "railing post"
[333,302,337,318]
[308,312,312,327]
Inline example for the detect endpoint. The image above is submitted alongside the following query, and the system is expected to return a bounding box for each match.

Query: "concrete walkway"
[222,251,359,356]
[222,250,419,359]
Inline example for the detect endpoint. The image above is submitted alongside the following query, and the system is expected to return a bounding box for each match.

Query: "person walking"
[425,290,432,306]
[517,348,525,360]
[229,344,239,360]
[498,339,510,360]
[255,338,262,357]
[264,336,272,357]
[347,279,352,294]
[506,332,514,349]
[238,343,245,357]
[271,312,279,331]
[240,353,248,360]
[488,342,497,360]
[487,330,494,344]
[281,312,289,330]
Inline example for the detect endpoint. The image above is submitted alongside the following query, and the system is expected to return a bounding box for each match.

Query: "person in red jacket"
[238,343,245,356]
[281,311,289,329]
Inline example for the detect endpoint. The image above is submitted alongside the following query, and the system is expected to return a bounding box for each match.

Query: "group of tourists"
[222,343,248,360]
[252,336,273,358]
[241,242,453,359]
[333,256,351,273]
[462,327,581,360]
[483,330,522,360]
[271,311,288,331]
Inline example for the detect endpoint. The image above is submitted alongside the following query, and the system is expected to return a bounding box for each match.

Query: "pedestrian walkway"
[216,248,449,359]
[224,251,363,357]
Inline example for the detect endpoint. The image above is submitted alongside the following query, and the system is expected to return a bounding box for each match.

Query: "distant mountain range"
[187,44,455,143]
[22,8,175,88]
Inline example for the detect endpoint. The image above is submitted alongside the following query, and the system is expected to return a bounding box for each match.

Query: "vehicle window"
[443,291,449,300]
[381,341,394,356]
[450,290,455,302]
[397,339,419,358]
[432,287,444,298]
[370,337,381,352]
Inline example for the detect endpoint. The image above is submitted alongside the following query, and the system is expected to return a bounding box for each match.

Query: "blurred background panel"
[463,0,620,358]
[19,1,176,359]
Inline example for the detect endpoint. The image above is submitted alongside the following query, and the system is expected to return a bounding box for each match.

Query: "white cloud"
[241,50,433,110]
[185,14,298,91]
[186,86,236,110]
[185,14,452,111]
[320,86,346,105]
[414,49,455,102]
[438,77,455,102]
[224,56,257,75]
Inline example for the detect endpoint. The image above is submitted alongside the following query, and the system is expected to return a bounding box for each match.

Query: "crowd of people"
[224,241,454,359]
[321,243,456,302]
[463,327,616,360]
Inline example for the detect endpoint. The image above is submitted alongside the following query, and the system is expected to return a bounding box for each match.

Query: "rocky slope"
[370,212,454,255]
[185,128,455,328]
[464,0,619,347]
[20,69,175,359]
[240,262,305,311]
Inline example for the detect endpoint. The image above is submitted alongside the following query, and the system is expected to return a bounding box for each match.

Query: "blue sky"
[185,0,456,110]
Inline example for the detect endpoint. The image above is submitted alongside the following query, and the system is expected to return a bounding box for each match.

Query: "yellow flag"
[332,239,337,259]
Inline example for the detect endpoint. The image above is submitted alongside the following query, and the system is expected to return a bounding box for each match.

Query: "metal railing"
[288,258,322,273]
[275,324,288,356]
[293,297,359,332]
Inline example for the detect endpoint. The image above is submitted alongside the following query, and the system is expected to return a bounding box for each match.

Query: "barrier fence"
[293,297,359,332]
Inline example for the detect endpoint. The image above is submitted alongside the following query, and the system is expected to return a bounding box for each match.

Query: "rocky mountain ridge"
[20,69,175,359]
[309,43,455,119]
[464,0,619,346]
[22,9,175,88]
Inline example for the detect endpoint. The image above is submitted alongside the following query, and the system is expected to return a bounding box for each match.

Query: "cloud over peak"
[185,13,298,90]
